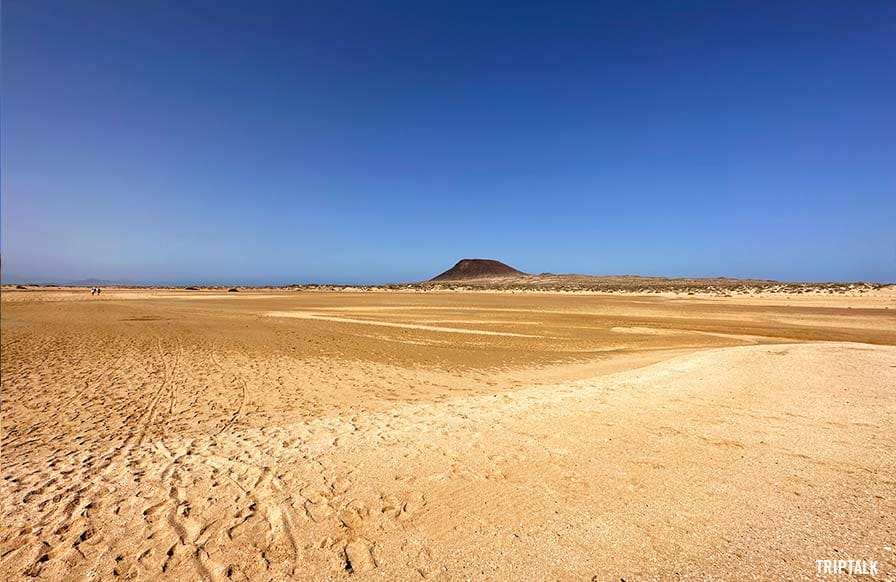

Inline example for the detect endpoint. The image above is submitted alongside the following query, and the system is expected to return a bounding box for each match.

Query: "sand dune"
[2,289,894,580]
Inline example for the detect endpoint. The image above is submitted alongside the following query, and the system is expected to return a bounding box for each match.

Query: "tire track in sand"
[210,350,248,435]
[138,337,179,445]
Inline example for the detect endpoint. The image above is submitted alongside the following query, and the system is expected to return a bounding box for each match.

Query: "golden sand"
[2,288,894,579]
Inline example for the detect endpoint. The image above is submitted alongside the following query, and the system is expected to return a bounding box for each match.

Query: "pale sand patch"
[610,325,683,335]
[416,319,541,325]
[612,325,784,345]
[264,310,544,337]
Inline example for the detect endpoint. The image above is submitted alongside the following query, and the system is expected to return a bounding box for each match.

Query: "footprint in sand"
[338,499,370,530]
[344,538,376,573]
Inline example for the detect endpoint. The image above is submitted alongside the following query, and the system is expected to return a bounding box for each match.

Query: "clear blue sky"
[2,1,894,284]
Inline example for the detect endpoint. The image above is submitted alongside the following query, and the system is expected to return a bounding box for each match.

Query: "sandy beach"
[2,288,894,580]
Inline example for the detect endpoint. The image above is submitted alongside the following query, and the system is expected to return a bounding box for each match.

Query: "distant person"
[90,287,96,295]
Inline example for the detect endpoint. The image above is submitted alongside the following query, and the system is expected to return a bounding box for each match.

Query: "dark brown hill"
[430,259,525,281]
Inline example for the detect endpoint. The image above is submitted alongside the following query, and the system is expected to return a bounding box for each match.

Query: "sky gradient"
[2,1,895,284]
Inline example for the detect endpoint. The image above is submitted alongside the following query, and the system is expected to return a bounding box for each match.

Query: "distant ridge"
[68,278,130,287]
[418,258,827,291]
[430,259,525,281]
